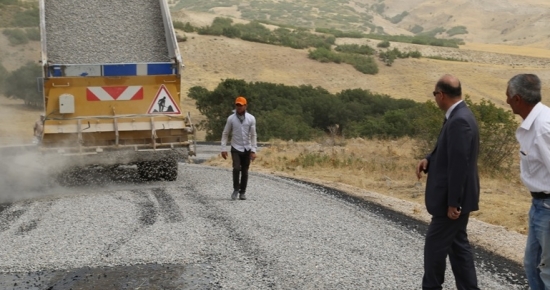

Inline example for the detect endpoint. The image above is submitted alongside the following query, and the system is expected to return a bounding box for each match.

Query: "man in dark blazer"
[415,74,481,290]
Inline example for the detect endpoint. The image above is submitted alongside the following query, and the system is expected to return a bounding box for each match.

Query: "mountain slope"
[172,0,550,49]
[385,0,550,48]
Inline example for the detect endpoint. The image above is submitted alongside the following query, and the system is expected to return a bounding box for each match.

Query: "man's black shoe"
[239,193,247,200]
[231,190,239,200]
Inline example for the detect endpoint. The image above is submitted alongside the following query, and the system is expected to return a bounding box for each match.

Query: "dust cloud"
[0,143,181,204]
[0,146,57,203]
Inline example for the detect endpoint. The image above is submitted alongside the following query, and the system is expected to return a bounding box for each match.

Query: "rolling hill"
[1,0,550,143]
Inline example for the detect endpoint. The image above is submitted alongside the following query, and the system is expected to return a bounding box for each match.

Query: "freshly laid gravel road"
[0,163,528,289]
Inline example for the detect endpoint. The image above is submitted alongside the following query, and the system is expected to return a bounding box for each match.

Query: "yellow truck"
[37,0,195,181]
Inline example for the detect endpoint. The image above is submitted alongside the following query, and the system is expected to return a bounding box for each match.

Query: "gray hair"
[507,74,542,104]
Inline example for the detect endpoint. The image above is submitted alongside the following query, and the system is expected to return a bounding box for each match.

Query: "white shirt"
[445,100,463,120]
[516,102,550,193]
[221,112,257,153]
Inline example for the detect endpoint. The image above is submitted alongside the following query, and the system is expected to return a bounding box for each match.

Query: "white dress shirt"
[445,100,463,120]
[221,111,257,153]
[516,102,550,193]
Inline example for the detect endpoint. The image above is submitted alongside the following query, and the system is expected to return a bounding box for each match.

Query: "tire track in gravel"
[100,190,157,258]
[0,201,54,235]
[100,188,184,258]
[181,183,278,289]
[135,190,159,226]
[152,187,184,223]
[15,201,53,235]
[0,202,31,233]
[0,202,52,235]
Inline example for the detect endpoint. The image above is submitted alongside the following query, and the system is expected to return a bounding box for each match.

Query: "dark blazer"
[425,101,480,217]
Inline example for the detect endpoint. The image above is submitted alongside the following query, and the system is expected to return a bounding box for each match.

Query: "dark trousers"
[231,147,251,193]
[422,213,479,290]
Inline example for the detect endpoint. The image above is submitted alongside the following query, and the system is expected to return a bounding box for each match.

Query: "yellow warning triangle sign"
[147,85,181,114]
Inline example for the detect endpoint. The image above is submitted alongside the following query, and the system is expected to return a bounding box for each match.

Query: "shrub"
[0,63,8,95]
[378,48,420,66]
[222,26,241,38]
[3,61,43,107]
[190,79,518,173]
[257,110,320,141]
[24,27,40,41]
[409,25,423,34]
[335,44,375,55]
[2,28,28,45]
[173,21,186,31]
[447,26,468,36]
[183,22,196,33]
[11,6,38,27]
[308,47,342,63]
[366,33,463,48]
[390,11,409,24]
[411,97,518,174]
[347,54,378,74]
[426,56,467,62]
[408,50,422,58]
[315,28,364,38]
[418,27,446,38]
[372,3,385,14]
[173,21,196,33]
[309,48,379,74]
[197,17,234,36]
[377,40,390,48]
[466,97,518,174]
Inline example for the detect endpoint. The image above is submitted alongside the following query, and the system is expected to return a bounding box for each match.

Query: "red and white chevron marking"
[86,86,143,101]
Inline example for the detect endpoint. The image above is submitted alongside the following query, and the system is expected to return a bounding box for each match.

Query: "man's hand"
[221,151,228,160]
[250,152,256,161]
[447,206,461,220]
[415,158,428,179]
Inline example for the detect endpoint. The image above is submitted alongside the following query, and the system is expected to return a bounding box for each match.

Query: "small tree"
[466,97,518,174]
[4,61,43,107]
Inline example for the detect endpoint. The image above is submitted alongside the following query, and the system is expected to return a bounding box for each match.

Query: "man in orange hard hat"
[221,96,257,200]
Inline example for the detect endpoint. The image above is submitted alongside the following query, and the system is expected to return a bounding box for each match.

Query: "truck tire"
[137,159,178,181]
[137,161,155,181]
[158,159,178,181]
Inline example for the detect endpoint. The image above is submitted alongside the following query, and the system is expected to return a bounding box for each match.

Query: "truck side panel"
[42,75,191,150]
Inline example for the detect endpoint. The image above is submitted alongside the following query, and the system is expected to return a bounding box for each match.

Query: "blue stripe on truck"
[48,63,175,77]
[103,64,137,76]
[147,63,175,75]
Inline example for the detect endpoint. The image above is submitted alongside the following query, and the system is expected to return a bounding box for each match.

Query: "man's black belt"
[531,192,550,199]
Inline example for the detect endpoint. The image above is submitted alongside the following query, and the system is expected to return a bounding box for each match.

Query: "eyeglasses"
[235,104,244,107]
[432,91,442,97]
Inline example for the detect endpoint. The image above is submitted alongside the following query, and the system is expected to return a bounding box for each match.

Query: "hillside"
[172,0,550,49]
[2,1,550,143]
[382,0,550,48]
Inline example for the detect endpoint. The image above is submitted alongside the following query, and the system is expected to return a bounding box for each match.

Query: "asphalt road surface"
[0,144,528,289]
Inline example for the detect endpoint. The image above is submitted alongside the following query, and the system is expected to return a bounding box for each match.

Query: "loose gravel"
[0,164,528,289]
[44,0,170,64]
